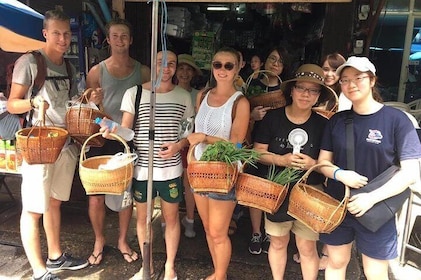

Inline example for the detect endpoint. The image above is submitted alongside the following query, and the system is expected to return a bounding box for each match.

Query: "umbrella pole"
[143,0,159,279]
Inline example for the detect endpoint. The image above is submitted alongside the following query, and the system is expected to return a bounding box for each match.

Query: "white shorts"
[21,144,79,214]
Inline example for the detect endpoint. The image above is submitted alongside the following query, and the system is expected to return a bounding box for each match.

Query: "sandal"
[119,248,139,263]
[88,251,103,266]
[228,219,237,236]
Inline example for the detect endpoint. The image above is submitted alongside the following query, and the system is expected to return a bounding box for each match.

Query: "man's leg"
[118,205,138,262]
[20,210,45,278]
[161,200,180,280]
[88,195,106,265]
[44,197,63,260]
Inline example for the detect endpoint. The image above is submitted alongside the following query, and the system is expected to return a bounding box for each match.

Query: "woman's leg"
[324,243,352,280]
[207,198,236,280]
[194,193,216,278]
[268,234,290,280]
[361,254,389,280]
[295,236,319,280]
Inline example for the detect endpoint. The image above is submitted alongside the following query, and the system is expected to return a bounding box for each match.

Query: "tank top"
[194,90,243,159]
[100,60,142,123]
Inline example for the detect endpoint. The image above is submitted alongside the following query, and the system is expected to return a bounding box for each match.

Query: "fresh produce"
[266,165,302,185]
[200,141,260,167]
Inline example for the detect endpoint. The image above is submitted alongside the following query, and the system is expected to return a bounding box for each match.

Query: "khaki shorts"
[21,144,78,214]
[265,216,319,241]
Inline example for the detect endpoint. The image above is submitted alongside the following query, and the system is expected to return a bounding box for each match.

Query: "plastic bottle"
[0,92,7,114]
[95,117,134,141]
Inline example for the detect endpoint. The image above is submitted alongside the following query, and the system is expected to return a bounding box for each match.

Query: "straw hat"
[280,64,336,103]
[178,54,202,76]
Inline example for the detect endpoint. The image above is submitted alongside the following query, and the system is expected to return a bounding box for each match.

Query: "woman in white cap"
[317,56,421,280]
[175,54,202,239]
[252,64,336,280]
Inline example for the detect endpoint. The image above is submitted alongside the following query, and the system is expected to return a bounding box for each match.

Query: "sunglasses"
[212,61,236,71]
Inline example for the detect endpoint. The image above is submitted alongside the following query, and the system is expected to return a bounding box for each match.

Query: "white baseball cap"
[336,56,376,76]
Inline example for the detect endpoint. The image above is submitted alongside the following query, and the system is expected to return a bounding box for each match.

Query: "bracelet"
[333,168,343,181]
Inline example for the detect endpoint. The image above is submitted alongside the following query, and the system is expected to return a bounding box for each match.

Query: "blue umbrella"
[0,0,45,53]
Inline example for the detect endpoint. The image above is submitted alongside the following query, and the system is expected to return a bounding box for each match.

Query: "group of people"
[5,8,421,280]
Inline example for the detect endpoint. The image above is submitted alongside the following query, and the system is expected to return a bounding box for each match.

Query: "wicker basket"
[79,132,133,195]
[287,164,349,233]
[236,173,289,214]
[186,143,238,194]
[245,70,286,109]
[66,88,110,147]
[16,101,68,164]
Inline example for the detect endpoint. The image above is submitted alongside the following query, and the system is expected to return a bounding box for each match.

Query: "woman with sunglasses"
[247,46,291,256]
[252,64,336,280]
[187,47,250,280]
[317,57,421,280]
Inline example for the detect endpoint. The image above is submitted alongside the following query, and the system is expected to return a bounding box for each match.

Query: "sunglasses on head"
[212,61,236,71]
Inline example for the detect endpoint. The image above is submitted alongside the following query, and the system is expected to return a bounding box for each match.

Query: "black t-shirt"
[252,106,328,222]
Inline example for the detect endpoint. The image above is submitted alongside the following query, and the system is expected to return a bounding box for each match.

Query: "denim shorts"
[320,214,397,260]
[194,186,236,202]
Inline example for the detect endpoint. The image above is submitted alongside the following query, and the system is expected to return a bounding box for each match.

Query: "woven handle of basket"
[245,70,283,92]
[38,97,46,126]
[81,88,105,111]
[187,143,198,164]
[298,163,350,200]
[79,132,130,166]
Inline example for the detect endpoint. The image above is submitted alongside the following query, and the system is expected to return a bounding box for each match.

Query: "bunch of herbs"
[266,165,302,185]
[200,141,260,168]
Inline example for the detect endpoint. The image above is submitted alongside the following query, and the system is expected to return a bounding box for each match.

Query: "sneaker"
[248,233,262,255]
[181,216,196,238]
[46,252,89,272]
[262,234,270,254]
[33,271,60,280]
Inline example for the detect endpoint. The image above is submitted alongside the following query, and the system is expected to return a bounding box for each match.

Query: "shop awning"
[0,0,45,53]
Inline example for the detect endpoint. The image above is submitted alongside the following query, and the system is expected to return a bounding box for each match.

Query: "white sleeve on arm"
[120,85,137,115]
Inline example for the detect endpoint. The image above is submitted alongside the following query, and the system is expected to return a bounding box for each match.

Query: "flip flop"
[88,251,103,266]
[121,250,139,263]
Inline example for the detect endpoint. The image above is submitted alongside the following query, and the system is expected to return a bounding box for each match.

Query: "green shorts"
[132,177,183,203]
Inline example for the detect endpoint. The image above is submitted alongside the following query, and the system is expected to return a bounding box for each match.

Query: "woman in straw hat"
[251,64,336,280]
[317,56,421,280]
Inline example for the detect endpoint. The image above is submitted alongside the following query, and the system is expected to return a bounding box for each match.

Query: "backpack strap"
[31,51,46,96]
[133,84,142,131]
[24,51,46,128]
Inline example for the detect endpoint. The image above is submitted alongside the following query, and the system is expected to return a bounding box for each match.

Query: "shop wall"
[125,2,354,81]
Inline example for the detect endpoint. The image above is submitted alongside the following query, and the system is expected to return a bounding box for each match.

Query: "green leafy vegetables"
[266,165,302,185]
[200,141,260,167]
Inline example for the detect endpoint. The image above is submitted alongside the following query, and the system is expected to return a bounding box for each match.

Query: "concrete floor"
[0,174,420,280]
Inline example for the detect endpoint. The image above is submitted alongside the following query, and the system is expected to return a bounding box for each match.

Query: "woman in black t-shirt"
[252,64,336,280]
